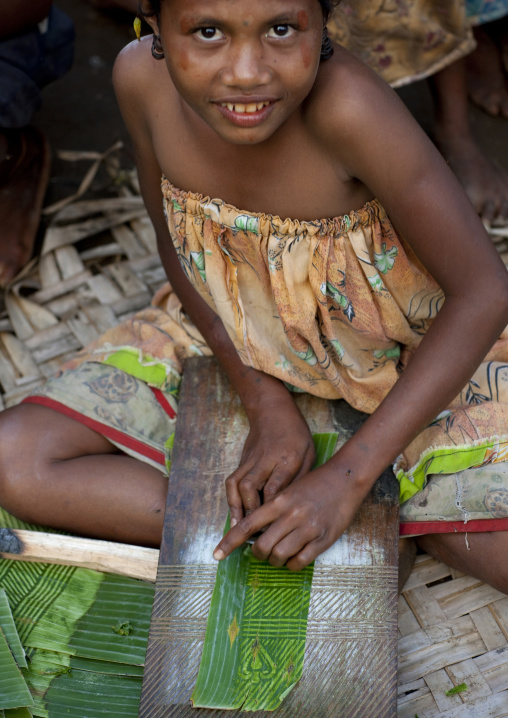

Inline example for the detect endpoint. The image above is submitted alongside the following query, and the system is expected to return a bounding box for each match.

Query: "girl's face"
[149,0,324,145]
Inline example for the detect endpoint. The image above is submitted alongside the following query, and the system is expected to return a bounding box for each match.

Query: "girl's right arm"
[113,42,316,525]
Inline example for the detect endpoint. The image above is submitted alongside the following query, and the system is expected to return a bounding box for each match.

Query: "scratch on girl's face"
[179,49,189,70]
[179,14,194,33]
[297,10,309,30]
[300,39,311,68]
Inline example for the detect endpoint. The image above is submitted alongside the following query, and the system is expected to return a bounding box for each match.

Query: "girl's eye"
[195,27,224,42]
[267,24,294,38]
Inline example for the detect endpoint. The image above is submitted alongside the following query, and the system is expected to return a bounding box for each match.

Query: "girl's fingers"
[225,462,270,524]
[254,527,305,567]
[237,469,264,513]
[286,539,325,572]
[262,448,314,502]
[214,505,272,559]
[224,468,246,527]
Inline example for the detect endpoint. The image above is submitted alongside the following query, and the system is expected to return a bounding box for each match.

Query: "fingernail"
[213,549,225,561]
[230,518,237,527]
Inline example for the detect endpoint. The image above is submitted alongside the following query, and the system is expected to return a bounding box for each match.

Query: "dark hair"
[140,1,340,28]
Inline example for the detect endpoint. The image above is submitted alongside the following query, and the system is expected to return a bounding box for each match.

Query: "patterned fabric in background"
[467,0,508,24]
[328,0,508,88]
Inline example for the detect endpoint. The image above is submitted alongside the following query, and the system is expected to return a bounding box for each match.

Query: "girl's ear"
[138,1,160,35]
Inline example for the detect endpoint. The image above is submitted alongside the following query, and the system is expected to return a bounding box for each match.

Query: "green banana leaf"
[0,627,33,711]
[25,572,153,665]
[22,651,142,718]
[0,546,153,715]
[0,590,26,668]
[191,433,338,711]
[4,708,33,717]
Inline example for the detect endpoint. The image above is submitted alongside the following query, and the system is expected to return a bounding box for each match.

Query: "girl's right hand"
[225,393,316,528]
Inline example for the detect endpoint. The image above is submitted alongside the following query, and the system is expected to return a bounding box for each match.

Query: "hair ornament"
[133,16,142,42]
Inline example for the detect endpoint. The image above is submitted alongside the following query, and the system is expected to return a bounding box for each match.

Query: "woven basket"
[1,150,508,716]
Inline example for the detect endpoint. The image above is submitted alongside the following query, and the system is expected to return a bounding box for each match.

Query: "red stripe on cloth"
[150,387,177,419]
[400,518,508,536]
[22,395,166,466]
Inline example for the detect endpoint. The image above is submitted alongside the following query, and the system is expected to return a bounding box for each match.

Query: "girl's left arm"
[214,59,508,570]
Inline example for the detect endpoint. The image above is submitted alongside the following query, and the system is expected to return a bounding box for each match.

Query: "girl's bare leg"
[416,532,508,595]
[428,59,508,222]
[0,404,167,546]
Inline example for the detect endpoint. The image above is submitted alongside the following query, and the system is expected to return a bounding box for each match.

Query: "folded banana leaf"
[0,628,33,711]
[0,589,26,668]
[22,651,142,718]
[0,507,154,718]
[191,433,338,711]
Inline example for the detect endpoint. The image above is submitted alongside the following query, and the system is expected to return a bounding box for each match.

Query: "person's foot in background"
[467,18,508,118]
[430,58,508,224]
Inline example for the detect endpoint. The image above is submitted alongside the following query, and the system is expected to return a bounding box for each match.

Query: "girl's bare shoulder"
[306,45,413,164]
[113,38,179,128]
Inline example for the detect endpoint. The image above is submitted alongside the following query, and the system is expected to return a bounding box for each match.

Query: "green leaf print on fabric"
[171,199,182,212]
[234,214,260,234]
[292,344,318,366]
[373,346,400,360]
[190,251,206,282]
[330,339,345,360]
[324,282,356,322]
[373,243,398,274]
[367,273,384,291]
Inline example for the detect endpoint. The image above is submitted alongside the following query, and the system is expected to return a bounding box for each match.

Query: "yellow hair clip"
[134,16,142,42]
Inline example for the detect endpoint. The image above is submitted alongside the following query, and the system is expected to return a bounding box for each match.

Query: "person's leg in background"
[0,1,74,286]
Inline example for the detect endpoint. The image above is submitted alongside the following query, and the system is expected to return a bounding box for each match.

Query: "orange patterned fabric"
[49,183,508,507]
[162,182,508,499]
[328,0,475,87]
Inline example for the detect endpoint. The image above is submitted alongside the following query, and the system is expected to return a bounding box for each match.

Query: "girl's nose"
[221,41,272,88]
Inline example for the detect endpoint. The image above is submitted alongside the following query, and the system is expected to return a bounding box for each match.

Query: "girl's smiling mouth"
[215,99,277,126]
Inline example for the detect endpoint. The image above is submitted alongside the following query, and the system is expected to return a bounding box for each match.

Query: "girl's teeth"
[223,102,269,113]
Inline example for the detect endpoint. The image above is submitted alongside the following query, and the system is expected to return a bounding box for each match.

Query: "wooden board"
[139,357,399,717]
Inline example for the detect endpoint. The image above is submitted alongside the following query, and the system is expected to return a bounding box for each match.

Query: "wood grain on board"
[140,357,399,717]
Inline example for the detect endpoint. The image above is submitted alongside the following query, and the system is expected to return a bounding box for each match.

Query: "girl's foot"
[466,24,508,118]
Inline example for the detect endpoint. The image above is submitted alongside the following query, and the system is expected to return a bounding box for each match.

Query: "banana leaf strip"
[25,571,153,665]
[4,708,33,717]
[191,433,338,711]
[1,553,152,715]
[0,627,33,711]
[0,590,26,668]
[22,651,142,718]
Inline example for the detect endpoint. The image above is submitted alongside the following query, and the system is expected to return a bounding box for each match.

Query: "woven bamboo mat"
[1,148,508,715]
[398,554,508,717]
[0,147,167,410]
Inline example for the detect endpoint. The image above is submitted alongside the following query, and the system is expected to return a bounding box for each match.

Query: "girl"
[1,0,508,590]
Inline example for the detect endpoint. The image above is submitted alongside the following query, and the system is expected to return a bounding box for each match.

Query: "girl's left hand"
[224,392,316,529]
[214,460,368,571]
